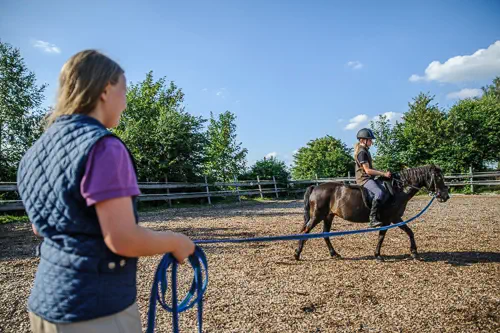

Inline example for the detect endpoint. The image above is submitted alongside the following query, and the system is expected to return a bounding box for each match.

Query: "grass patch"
[0,214,29,224]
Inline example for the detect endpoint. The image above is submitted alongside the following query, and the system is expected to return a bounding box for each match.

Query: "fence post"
[272,176,279,198]
[257,176,263,199]
[315,173,319,186]
[469,166,474,194]
[204,175,212,205]
[234,175,241,202]
[348,171,351,180]
[165,177,172,208]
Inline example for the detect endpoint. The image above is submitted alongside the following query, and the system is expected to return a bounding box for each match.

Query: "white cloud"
[337,118,344,123]
[409,74,423,82]
[215,88,227,98]
[32,40,61,54]
[409,40,500,83]
[446,88,483,100]
[292,149,298,155]
[235,100,240,104]
[345,112,403,130]
[201,88,208,92]
[265,152,277,159]
[347,61,363,70]
[344,114,368,130]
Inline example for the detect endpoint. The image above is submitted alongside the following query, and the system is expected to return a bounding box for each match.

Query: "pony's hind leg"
[374,229,388,262]
[294,215,322,261]
[323,213,341,259]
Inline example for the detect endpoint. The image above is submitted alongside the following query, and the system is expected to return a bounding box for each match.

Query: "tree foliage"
[291,135,353,179]
[394,93,448,168]
[244,156,290,184]
[444,93,500,172]
[370,114,403,171]
[0,40,46,181]
[370,82,500,173]
[114,71,206,182]
[4,38,500,186]
[204,111,247,182]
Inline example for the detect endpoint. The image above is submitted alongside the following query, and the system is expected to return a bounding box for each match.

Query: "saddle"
[343,177,395,209]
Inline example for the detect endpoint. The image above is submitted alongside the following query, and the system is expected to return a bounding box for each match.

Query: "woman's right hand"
[385,171,392,178]
[172,233,196,264]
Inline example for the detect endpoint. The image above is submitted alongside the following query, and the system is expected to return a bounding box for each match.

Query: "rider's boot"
[369,198,383,228]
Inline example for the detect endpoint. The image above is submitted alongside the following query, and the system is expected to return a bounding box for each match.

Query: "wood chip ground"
[1,196,499,332]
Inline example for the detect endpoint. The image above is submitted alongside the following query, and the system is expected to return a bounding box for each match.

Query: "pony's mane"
[397,165,438,186]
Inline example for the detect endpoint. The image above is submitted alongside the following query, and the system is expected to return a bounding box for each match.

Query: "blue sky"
[2,0,500,167]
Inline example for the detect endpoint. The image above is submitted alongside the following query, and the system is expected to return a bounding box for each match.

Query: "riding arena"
[1,193,499,332]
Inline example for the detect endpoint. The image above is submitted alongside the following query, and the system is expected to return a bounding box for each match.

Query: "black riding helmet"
[356,128,376,140]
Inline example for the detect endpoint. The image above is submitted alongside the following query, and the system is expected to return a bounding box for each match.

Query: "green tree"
[394,93,448,168]
[370,114,403,171]
[445,92,500,172]
[291,135,353,179]
[245,156,290,184]
[204,111,247,182]
[114,71,206,182]
[0,40,46,181]
[482,76,500,100]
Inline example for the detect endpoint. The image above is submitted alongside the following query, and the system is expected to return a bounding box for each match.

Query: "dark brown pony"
[294,165,450,261]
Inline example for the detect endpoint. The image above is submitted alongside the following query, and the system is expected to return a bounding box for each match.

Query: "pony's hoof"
[331,253,342,260]
[294,252,301,261]
[375,255,384,262]
[411,252,421,261]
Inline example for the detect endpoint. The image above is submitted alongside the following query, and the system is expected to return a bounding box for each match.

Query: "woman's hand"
[171,233,196,264]
[385,171,392,178]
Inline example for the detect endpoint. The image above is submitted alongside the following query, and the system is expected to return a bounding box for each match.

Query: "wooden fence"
[0,176,285,212]
[1,169,499,212]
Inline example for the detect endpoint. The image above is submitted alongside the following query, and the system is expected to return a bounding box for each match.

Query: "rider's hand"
[172,233,196,264]
[385,171,392,178]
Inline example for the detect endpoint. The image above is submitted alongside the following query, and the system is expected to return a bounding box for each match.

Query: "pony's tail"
[304,185,315,223]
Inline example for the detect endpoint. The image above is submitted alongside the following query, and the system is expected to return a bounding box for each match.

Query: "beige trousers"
[29,302,142,333]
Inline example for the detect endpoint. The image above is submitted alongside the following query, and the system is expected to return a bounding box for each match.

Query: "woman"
[354,128,391,228]
[17,50,195,333]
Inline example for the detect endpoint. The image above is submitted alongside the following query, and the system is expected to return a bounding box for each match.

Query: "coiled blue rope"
[147,196,435,332]
[147,246,208,333]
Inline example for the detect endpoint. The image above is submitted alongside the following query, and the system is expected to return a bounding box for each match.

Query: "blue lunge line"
[147,197,435,332]
[195,196,435,244]
[147,246,208,333]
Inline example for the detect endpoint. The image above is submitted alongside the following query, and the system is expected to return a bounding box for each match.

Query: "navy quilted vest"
[17,115,139,323]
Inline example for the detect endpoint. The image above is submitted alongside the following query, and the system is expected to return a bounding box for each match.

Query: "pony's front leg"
[374,229,388,262]
[294,215,322,261]
[398,223,418,259]
[323,214,341,259]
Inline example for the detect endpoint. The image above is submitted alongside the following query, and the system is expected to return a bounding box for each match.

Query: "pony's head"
[428,165,449,202]
[397,165,450,202]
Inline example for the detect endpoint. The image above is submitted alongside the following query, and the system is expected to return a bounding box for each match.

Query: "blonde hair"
[354,142,362,161]
[46,50,124,126]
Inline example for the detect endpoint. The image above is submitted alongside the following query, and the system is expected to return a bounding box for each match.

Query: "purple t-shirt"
[80,136,141,206]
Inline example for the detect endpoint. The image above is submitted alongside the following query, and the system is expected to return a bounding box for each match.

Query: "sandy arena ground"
[1,196,499,332]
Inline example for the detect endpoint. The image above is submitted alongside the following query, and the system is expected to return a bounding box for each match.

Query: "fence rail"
[1,170,499,212]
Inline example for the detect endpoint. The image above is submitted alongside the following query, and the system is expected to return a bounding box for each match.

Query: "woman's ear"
[100,83,111,102]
